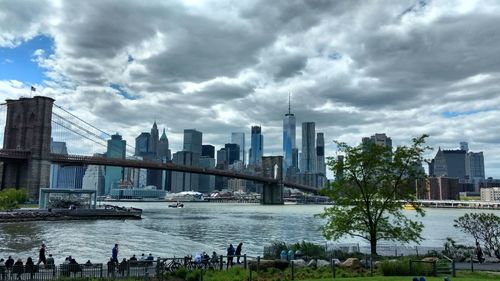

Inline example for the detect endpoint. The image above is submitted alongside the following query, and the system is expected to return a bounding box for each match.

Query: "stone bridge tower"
[2,96,54,200]
[261,156,284,205]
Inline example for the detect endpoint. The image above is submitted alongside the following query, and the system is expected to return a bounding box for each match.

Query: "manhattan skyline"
[1,1,500,178]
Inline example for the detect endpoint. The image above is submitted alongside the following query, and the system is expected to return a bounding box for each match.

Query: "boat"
[403,203,416,210]
[168,202,184,208]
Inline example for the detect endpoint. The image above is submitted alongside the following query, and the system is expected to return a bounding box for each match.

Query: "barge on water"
[0,205,142,223]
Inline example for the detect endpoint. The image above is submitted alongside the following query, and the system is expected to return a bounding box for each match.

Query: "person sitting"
[12,259,23,280]
[5,256,14,271]
[107,258,115,277]
[146,253,154,266]
[0,259,6,280]
[68,257,81,275]
[118,258,128,276]
[130,255,137,261]
[194,253,202,264]
[85,260,92,266]
[25,257,36,279]
[46,254,55,269]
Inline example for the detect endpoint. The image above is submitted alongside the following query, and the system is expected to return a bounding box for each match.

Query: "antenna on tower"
[288,92,291,115]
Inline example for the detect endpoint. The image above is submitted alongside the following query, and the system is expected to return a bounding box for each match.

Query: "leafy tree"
[454,212,500,259]
[0,188,28,210]
[317,135,430,256]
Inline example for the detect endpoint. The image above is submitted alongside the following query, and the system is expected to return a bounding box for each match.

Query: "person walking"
[235,243,243,264]
[226,244,235,269]
[112,244,119,263]
[37,244,47,265]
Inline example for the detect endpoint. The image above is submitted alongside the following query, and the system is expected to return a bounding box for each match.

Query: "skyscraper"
[202,145,215,158]
[149,122,159,155]
[171,151,199,192]
[362,133,392,148]
[467,151,485,180]
[300,122,316,173]
[249,126,263,166]
[183,129,202,155]
[283,94,296,175]
[316,132,326,176]
[104,134,126,195]
[135,132,151,156]
[231,132,245,165]
[225,143,240,165]
[157,129,171,162]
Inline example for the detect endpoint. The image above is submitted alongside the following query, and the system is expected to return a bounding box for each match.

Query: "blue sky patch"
[442,109,492,118]
[111,83,136,100]
[0,35,54,85]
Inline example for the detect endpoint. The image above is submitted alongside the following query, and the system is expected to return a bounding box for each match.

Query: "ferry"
[165,191,205,202]
[403,202,416,210]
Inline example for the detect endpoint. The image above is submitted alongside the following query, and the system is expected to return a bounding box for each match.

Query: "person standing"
[37,244,47,265]
[235,243,243,264]
[112,244,119,263]
[476,242,485,263]
[226,244,235,269]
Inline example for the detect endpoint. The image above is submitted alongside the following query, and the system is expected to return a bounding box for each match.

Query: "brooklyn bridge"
[0,96,319,205]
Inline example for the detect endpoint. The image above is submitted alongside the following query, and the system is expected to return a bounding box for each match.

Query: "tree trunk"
[370,234,377,257]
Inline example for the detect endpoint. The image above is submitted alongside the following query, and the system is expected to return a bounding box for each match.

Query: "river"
[1,203,499,264]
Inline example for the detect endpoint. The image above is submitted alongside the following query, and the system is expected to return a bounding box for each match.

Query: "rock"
[422,257,438,262]
[291,259,307,269]
[307,260,317,268]
[332,258,341,266]
[341,258,361,269]
[317,260,330,268]
[248,259,289,271]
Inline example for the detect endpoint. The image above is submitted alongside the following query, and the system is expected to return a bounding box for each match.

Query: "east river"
[1,203,499,264]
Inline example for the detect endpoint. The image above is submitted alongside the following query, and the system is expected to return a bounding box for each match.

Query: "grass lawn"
[299,271,500,281]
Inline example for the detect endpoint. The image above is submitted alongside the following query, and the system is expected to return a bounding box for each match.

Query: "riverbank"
[0,206,141,223]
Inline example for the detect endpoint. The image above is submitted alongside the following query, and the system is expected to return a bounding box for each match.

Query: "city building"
[283,95,296,176]
[149,121,159,155]
[104,133,126,195]
[231,132,245,165]
[480,187,500,202]
[466,151,485,191]
[316,132,326,176]
[171,151,199,193]
[416,177,460,200]
[225,143,240,165]
[362,133,393,148]
[228,178,246,192]
[429,147,467,182]
[202,145,215,158]
[199,156,216,193]
[300,122,316,173]
[183,129,202,155]
[82,153,105,195]
[157,129,171,162]
[135,132,151,156]
[249,126,263,166]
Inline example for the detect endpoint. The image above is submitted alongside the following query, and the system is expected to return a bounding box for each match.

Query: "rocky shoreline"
[0,207,142,223]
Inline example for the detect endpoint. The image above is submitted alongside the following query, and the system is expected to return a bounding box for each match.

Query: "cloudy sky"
[1,0,500,178]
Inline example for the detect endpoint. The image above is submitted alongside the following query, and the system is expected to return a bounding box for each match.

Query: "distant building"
[135,132,151,156]
[466,151,485,190]
[283,95,296,176]
[300,122,316,173]
[228,178,246,193]
[171,151,199,193]
[199,157,216,193]
[249,126,263,166]
[104,134,126,195]
[157,129,171,162]
[480,187,500,202]
[416,177,460,200]
[183,129,202,155]
[362,133,392,148]
[149,122,159,155]
[82,153,105,195]
[231,132,245,165]
[316,132,326,176]
[429,148,467,182]
[225,143,240,165]
[202,145,215,158]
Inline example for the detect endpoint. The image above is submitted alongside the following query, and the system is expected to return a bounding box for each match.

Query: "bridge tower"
[261,156,284,205]
[1,96,54,200]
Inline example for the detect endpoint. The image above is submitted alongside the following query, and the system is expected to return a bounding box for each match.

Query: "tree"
[454,212,500,259]
[0,188,28,210]
[317,135,430,256]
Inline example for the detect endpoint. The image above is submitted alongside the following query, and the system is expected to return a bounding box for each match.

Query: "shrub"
[0,188,28,210]
[379,258,433,276]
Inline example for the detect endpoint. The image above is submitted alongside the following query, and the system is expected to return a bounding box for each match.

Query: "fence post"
[156,258,160,281]
[219,256,223,271]
[100,264,103,278]
[200,268,204,281]
[370,254,373,277]
[249,266,252,281]
[409,260,413,275]
[257,256,260,277]
[432,261,437,276]
[244,254,247,270]
[331,258,336,279]
[452,260,456,277]
[470,250,474,272]
[291,260,294,280]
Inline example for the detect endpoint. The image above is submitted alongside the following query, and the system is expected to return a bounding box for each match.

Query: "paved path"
[456,262,500,271]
